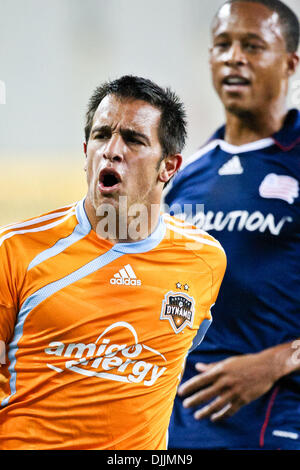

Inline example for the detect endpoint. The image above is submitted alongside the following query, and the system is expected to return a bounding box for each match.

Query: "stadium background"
[0,0,299,226]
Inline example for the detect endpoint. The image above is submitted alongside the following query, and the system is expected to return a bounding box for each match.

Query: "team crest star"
[176,282,182,289]
[184,284,189,291]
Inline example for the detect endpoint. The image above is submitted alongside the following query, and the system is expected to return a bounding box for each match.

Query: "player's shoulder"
[181,140,219,171]
[164,139,220,200]
[163,213,227,270]
[0,202,77,251]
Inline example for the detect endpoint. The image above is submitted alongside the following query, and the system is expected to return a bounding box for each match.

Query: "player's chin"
[224,100,254,117]
[96,194,119,208]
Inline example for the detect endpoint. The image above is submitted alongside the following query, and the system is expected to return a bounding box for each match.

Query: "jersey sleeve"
[202,242,227,319]
[190,244,227,352]
[210,245,227,309]
[0,239,18,344]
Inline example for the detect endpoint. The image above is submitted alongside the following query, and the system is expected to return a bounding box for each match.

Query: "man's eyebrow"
[243,33,266,42]
[214,32,229,38]
[214,32,266,42]
[91,125,111,135]
[121,128,151,145]
[91,125,151,145]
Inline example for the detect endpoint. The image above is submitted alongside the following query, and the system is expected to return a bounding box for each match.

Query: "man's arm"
[178,339,300,421]
[0,241,19,370]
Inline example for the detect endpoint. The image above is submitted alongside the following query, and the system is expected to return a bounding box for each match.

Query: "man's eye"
[95,133,108,140]
[245,43,262,51]
[215,42,230,49]
[127,137,143,145]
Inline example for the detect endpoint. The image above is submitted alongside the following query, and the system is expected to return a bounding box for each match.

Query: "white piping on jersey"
[0,205,75,235]
[219,137,274,154]
[1,214,168,407]
[27,221,90,271]
[181,140,221,170]
[0,208,76,247]
[181,137,274,171]
[163,213,207,235]
[1,248,125,408]
[165,223,224,252]
[166,221,214,237]
[272,430,299,440]
[27,200,91,271]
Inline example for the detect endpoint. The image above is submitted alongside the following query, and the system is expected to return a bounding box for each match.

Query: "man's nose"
[103,134,124,162]
[224,42,247,66]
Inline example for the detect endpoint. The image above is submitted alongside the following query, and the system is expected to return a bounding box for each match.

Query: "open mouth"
[98,168,122,192]
[222,76,251,87]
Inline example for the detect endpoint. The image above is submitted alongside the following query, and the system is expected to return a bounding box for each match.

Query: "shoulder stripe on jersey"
[163,214,207,235]
[165,221,213,238]
[166,223,224,252]
[189,317,212,353]
[27,221,90,271]
[180,140,220,171]
[0,205,76,236]
[0,209,76,247]
[1,248,125,407]
[180,137,274,173]
[165,217,222,243]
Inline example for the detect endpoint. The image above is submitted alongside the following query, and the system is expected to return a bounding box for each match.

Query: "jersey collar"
[75,198,166,254]
[209,109,300,152]
[272,109,300,151]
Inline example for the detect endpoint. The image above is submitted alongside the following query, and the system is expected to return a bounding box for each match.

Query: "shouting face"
[84,94,180,236]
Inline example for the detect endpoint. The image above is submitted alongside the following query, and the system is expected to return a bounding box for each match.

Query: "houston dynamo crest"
[160,292,195,334]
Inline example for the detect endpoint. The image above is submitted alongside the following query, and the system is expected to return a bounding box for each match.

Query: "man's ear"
[158,154,182,183]
[286,52,299,77]
[83,142,87,172]
[208,46,213,63]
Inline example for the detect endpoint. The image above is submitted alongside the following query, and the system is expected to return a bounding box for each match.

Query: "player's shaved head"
[213,0,299,52]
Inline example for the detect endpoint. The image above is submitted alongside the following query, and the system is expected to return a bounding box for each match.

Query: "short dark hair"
[214,0,300,52]
[84,75,187,159]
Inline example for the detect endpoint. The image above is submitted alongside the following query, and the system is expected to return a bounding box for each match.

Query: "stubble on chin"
[225,102,254,121]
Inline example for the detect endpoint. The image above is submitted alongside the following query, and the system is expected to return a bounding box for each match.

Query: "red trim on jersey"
[259,386,279,448]
[273,136,300,152]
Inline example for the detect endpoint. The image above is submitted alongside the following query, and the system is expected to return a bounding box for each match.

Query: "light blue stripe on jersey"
[113,215,167,254]
[27,224,89,271]
[75,198,92,233]
[1,248,124,407]
[77,197,167,254]
[27,200,91,271]
[188,318,212,353]
[1,208,167,407]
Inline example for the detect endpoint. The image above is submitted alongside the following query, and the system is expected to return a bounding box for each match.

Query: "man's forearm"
[259,339,300,383]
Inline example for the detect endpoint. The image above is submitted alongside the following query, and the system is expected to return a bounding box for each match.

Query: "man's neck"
[84,197,162,245]
[224,104,287,146]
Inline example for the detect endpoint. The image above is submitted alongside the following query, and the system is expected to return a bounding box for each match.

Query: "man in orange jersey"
[0,75,226,450]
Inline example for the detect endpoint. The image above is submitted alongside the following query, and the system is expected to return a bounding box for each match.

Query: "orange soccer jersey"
[0,199,226,450]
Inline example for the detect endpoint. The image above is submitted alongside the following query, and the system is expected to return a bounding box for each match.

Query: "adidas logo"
[218,156,244,175]
[110,264,142,286]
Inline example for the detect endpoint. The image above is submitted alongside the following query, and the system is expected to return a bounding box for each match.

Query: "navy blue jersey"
[165,109,300,449]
